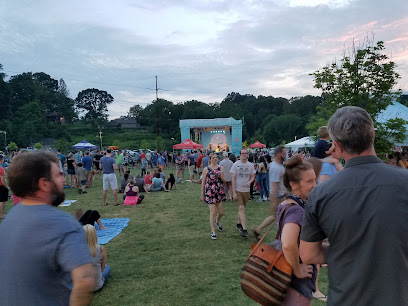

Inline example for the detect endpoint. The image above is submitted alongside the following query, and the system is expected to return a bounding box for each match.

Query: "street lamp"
[99,131,103,150]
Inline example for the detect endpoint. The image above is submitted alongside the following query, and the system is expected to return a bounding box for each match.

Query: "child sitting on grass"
[83,224,111,291]
[76,162,88,194]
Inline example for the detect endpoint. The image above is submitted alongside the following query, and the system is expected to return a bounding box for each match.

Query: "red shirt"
[196,155,204,168]
[144,174,152,184]
[141,153,146,159]
[0,166,5,186]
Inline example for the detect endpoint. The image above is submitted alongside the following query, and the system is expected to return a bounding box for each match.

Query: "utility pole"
[155,76,159,137]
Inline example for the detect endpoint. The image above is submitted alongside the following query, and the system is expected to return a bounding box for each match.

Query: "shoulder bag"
[240,204,294,305]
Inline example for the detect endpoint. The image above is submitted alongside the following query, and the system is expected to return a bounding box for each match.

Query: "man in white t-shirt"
[253,145,287,239]
[230,148,256,237]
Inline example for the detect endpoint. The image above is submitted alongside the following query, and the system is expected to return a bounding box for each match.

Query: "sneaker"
[257,198,263,202]
[211,232,217,240]
[216,222,223,231]
[263,196,268,201]
[249,196,254,200]
[241,229,249,237]
[236,224,243,232]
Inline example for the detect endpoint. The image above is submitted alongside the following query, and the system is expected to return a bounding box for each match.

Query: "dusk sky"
[1,0,407,119]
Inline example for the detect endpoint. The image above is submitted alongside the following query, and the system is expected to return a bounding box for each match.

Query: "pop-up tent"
[284,137,315,151]
[173,139,203,150]
[71,140,99,150]
[249,141,266,148]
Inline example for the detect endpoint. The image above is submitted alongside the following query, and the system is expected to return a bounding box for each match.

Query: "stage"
[179,118,243,155]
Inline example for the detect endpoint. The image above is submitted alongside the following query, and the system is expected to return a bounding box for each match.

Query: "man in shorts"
[230,148,256,237]
[100,149,118,206]
[0,156,9,219]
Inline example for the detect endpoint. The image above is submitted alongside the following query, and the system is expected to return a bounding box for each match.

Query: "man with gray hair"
[300,106,408,305]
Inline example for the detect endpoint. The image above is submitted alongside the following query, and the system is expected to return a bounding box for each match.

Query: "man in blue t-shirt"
[81,151,94,185]
[100,149,118,206]
[0,152,96,305]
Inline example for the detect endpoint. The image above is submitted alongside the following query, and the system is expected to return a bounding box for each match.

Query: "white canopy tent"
[284,136,315,151]
[377,101,408,147]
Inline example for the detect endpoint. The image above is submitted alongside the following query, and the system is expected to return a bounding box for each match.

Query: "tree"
[75,88,114,121]
[11,101,47,147]
[8,141,18,151]
[34,142,43,150]
[309,38,404,155]
[128,105,144,120]
[54,137,70,152]
[140,139,151,150]
[263,114,305,146]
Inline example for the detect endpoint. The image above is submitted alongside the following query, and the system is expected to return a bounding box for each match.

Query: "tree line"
[0,38,405,155]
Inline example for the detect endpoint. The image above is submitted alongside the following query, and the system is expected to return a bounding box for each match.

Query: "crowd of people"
[1,106,408,305]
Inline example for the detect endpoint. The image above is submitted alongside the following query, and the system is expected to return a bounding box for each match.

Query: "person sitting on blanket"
[123,179,145,205]
[73,208,108,230]
[83,224,111,291]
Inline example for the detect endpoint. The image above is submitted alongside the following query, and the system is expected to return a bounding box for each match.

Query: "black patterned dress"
[204,166,226,204]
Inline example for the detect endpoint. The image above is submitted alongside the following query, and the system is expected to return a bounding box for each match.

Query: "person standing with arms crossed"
[230,148,256,237]
[100,149,118,206]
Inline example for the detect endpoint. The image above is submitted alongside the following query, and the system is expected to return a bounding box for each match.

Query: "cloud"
[1,0,407,119]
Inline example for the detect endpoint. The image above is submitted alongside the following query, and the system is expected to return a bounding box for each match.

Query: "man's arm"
[70,263,96,306]
[0,174,9,189]
[270,182,279,212]
[299,240,329,265]
[231,172,237,200]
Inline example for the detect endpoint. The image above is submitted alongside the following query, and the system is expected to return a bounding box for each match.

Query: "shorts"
[81,180,87,186]
[93,162,100,170]
[235,191,250,206]
[188,165,195,175]
[0,186,9,202]
[123,163,128,166]
[67,169,75,175]
[103,173,118,190]
[117,164,123,170]
[176,165,184,171]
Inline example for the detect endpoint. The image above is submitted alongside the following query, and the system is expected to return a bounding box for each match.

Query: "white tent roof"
[378,101,408,146]
[285,136,315,151]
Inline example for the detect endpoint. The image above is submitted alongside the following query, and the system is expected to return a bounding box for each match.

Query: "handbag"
[240,204,294,305]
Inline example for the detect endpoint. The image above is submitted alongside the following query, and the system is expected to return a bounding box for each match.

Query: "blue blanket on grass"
[94,218,130,245]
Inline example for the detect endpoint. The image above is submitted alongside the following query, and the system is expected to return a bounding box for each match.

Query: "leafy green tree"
[8,141,18,151]
[309,39,404,155]
[248,129,266,146]
[55,137,70,152]
[156,136,164,150]
[11,101,46,147]
[263,114,305,146]
[75,88,114,121]
[140,139,151,150]
[34,142,43,150]
[128,105,144,121]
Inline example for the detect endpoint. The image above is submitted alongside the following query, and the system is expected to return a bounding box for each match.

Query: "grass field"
[1,166,328,305]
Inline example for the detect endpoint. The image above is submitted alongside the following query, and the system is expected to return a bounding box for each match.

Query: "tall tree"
[75,88,114,121]
[128,104,144,121]
[309,39,405,155]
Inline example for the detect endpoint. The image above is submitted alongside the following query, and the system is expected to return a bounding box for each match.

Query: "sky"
[1,0,407,119]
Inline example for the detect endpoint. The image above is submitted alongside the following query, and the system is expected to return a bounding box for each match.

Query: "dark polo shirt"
[301,155,408,306]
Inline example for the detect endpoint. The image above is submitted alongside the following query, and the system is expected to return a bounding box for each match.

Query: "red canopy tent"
[249,141,266,148]
[173,139,203,150]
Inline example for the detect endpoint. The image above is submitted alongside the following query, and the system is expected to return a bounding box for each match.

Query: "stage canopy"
[71,140,99,150]
[284,137,315,151]
[173,139,203,150]
[249,141,266,148]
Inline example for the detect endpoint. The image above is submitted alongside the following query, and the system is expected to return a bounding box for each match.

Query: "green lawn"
[2,166,328,305]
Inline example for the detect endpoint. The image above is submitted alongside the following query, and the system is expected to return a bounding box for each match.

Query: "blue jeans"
[258,172,269,199]
[102,265,111,284]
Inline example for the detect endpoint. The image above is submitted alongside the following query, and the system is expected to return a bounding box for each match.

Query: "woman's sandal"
[313,293,327,302]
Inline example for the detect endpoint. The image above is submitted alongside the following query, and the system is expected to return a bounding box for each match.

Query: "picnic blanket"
[60,200,78,207]
[94,218,130,245]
